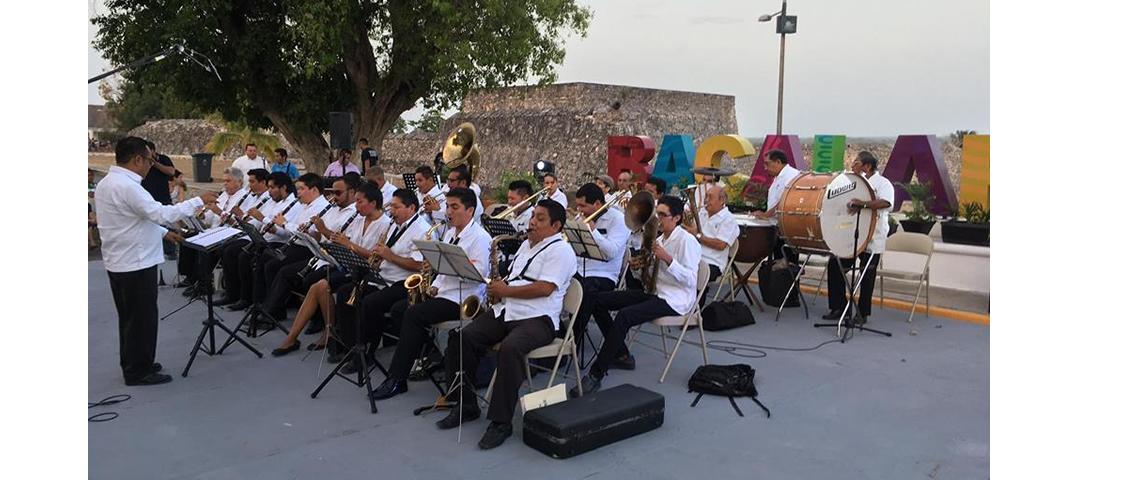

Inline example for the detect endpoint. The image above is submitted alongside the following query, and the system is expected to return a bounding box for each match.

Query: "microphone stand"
[813,206,891,341]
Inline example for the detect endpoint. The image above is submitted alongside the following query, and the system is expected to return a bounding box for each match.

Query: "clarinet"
[285,202,336,247]
[218,190,252,226]
[296,210,360,280]
[239,195,272,224]
[260,198,300,235]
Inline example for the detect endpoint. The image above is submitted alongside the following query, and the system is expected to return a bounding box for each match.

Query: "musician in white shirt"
[436,199,577,450]
[272,185,390,355]
[491,180,536,276]
[216,169,274,306]
[225,172,298,311]
[175,167,244,294]
[572,195,701,398]
[413,165,448,227]
[683,184,739,305]
[442,165,484,219]
[230,143,269,187]
[330,188,432,367]
[569,183,631,349]
[751,149,800,261]
[365,165,398,206]
[823,152,894,323]
[624,175,669,291]
[367,188,491,400]
[96,137,218,386]
[258,173,334,319]
[542,173,568,207]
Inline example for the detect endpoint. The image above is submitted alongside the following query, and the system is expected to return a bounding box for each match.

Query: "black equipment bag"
[523,383,664,459]
[759,259,800,308]
[688,364,771,418]
[701,300,755,331]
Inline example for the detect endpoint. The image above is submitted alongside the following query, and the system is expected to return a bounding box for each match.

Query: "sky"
[88,0,989,137]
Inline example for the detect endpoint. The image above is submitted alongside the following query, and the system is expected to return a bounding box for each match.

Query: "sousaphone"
[441,122,482,181]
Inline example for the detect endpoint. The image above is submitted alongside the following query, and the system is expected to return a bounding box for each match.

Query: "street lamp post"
[759,1,798,135]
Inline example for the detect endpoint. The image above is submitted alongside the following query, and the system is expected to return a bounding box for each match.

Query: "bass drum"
[776,172,878,258]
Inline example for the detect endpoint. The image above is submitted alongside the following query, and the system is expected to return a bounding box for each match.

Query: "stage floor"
[88,258,989,480]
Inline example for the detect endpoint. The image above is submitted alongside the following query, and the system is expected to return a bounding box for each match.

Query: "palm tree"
[204,115,281,157]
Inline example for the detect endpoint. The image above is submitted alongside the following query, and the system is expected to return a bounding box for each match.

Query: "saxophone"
[404,222,448,305]
[459,233,517,320]
[347,220,394,306]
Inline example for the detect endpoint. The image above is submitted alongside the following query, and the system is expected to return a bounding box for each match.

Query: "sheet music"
[185,226,242,248]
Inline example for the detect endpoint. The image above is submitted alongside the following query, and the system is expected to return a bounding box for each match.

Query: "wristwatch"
[696,233,704,240]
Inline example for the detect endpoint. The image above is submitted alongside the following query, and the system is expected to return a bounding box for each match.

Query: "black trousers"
[237,242,285,303]
[107,266,159,381]
[589,290,678,378]
[177,243,198,281]
[570,275,616,344]
[262,255,316,319]
[261,244,312,303]
[333,282,409,351]
[700,265,723,306]
[445,311,555,424]
[827,253,880,316]
[220,239,250,300]
[387,297,459,380]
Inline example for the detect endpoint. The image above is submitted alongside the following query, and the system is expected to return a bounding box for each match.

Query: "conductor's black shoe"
[822,309,844,320]
[125,373,173,386]
[612,354,636,371]
[226,300,251,311]
[479,422,513,450]
[214,295,238,307]
[151,362,163,373]
[435,403,480,430]
[570,373,603,398]
[271,342,300,357]
[304,321,324,335]
[369,378,408,400]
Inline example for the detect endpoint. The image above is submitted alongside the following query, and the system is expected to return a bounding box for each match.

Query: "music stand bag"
[523,383,664,459]
[759,259,801,308]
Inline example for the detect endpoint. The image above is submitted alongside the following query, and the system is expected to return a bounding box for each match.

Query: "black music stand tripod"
[309,243,389,413]
[227,220,289,342]
[813,207,891,341]
[181,231,262,377]
[564,219,610,369]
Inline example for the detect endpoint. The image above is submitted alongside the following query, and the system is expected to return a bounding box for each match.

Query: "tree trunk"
[265,110,331,175]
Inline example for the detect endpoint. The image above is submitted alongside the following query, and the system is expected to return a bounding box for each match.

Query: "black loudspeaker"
[329,112,354,150]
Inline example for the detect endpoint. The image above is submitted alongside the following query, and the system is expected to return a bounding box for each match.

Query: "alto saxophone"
[459,233,517,320]
[404,222,448,305]
[347,220,395,306]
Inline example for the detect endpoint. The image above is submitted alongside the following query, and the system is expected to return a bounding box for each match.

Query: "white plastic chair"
[877,232,934,323]
[485,278,584,401]
[630,262,712,383]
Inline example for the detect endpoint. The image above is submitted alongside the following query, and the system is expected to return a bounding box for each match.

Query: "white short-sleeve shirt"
[497,234,577,328]
[865,172,895,254]
[698,206,740,271]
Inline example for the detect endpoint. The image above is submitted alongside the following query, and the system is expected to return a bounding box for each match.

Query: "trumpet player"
[366,188,491,402]
[272,184,390,356]
[436,199,576,450]
[413,165,447,227]
[572,195,701,398]
[683,184,738,305]
[503,180,535,232]
[260,175,361,323]
[327,189,431,367]
[541,172,568,208]
[220,172,297,311]
[570,183,631,350]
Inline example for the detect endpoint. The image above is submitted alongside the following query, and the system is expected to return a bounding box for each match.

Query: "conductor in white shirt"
[823,152,894,322]
[96,137,218,386]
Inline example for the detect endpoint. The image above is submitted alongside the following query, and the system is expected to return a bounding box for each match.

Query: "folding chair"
[877,232,934,323]
[628,262,712,383]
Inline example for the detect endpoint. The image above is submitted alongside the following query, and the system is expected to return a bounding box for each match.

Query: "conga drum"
[777,172,878,258]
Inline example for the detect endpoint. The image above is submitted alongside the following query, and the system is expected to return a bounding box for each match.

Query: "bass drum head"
[819,173,877,258]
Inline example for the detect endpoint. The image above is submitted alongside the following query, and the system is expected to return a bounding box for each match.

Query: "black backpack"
[759,259,801,308]
[688,364,771,418]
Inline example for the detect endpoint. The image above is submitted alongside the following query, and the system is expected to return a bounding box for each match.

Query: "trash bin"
[192,153,214,183]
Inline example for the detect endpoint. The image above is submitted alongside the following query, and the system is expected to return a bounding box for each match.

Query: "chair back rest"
[559,278,584,339]
[886,232,935,257]
[695,261,711,304]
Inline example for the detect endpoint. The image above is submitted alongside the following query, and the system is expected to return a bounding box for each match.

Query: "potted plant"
[888,215,899,236]
[724,174,764,214]
[941,201,990,246]
[895,181,937,234]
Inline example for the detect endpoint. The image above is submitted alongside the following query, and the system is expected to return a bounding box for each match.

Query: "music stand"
[225,220,288,339]
[812,208,891,341]
[563,220,607,261]
[411,240,486,443]
[402,173,418,190]
[180,226,262,377]
[309,242,389,413]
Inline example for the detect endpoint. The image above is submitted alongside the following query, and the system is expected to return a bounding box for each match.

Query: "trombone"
[490,187,548,220]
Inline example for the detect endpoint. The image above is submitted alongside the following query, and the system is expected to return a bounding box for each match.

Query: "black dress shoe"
[271,342,300,357]
[435,403,480,430]
[226,300,251,311]
[214,296,238,307]
[822,309,844,320]
[304,321,324,335]
[612,354,636,371]
[125,373,173,386]
[151,362,163,373]
[478,422,513,450]
[368,378,408,400]
[569,373,603,398]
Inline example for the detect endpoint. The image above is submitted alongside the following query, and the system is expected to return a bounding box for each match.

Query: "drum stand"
[813,208,891,341]
[774,244,812,322]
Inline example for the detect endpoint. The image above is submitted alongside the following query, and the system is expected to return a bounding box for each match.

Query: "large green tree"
[93,0,590,171]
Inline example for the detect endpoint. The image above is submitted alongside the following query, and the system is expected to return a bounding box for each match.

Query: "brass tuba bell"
[441,122,481,181]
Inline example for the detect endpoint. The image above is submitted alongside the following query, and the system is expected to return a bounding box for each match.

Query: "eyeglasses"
[655,211,673,218]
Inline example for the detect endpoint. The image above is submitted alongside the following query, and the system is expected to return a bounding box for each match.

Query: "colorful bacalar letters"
[881,135,958,215]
